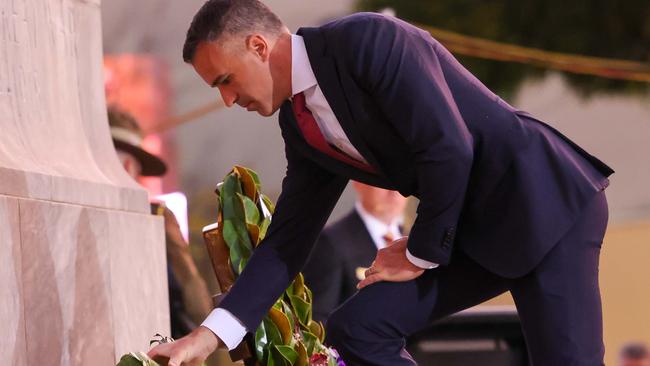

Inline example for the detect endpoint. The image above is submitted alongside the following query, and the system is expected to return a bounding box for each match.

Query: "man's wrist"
[196,325,221,352]
[405,248,439,269]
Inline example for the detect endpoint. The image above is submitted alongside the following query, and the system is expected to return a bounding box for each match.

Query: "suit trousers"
[325,190,609,366]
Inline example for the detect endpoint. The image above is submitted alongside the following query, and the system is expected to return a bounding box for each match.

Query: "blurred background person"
[302,181,408,321]
[620,342,650,366]
[108,107,213,339]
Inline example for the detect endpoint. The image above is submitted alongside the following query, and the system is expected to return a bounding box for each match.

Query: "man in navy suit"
[149,1,613,365]
[303,182,408,322]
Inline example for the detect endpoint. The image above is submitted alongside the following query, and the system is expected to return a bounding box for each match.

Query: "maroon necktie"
[292,92,376,173]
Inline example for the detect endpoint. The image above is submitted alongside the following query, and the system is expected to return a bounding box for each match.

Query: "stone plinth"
[0,0,169,364]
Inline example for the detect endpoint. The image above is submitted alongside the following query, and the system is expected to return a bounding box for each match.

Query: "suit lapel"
[279,102,391,188]
[297,27,385,177]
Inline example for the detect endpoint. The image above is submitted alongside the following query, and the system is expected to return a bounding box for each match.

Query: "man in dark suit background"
[149,1,613,365]
[303,182,408,322]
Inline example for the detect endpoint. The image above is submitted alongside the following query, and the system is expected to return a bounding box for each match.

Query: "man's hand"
[357,237,425,289]
[147,326,220,366]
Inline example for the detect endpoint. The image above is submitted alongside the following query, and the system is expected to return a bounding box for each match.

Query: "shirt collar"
[355,201,404,249]
[291,34,318,96]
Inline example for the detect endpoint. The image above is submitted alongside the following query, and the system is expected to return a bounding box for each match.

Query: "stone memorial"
[0,1,169,364]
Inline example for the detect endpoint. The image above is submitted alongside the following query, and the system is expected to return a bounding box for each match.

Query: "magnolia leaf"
[116,352,159,366]
[237,256,249,275]
[293,273,306,298]
[266,342,287,366]
[255,321,268,361]
[234,165,261,202]
[296,340,309,366]
[305,286,313,305]
[220,174,243,203]
[289,294,311,327]
[302,331,318,356]
[307,320,324,342]
[248,223,261,245]
[275,345,299,365]
[222,220,243,273]
[281,300,297,334]
[269,306,292,345]
[238,193,260,225]
[263,317,284,346]
[261,194,276,216]
[258,217,271,244]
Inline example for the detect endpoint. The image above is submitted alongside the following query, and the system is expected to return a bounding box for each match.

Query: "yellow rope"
[418,23,650,83]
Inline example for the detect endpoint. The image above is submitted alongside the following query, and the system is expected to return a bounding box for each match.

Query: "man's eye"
[222,77,231,85]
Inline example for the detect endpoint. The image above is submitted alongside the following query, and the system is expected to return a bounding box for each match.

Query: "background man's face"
[191,36,280,117]
[352,181,408,220]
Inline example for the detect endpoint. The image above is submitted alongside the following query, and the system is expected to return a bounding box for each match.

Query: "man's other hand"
[147,326,219,366]
[357,237,425,289]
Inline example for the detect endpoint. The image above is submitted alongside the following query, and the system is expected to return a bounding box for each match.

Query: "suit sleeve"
[302,233,344,322]
[217,121,348,332]
[339,14,473,265]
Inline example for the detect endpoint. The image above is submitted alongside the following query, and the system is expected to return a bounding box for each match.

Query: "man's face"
[191,35,283,117]
[353,182,408,220]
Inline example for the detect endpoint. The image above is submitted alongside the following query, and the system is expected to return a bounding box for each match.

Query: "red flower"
[309,353,329,366]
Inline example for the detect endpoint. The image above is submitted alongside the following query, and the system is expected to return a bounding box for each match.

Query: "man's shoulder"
[309,12,427,56]
[317,12,399,35]
[321,210,364,240]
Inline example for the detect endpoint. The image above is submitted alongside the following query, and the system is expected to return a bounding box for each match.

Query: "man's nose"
[219,88,237,107]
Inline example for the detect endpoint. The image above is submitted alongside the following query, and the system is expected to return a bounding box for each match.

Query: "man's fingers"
[147,343,169,358]
[357,273,383,289]
[168,353,183,366]
[364,266,380,278]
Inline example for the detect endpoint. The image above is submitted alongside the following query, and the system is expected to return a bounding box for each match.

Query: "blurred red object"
[104,54,178,195]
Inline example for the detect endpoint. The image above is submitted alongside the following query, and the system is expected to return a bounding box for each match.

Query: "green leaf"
[261,194,276,216]
[234,165,261,202]
[116,352,159,366]
[238,193,260,225]
[263,317,284,346]
[295,341,309,366]
[266,342,287,366]
[258,217,271,243]
[255,321,268,361]
[307,320,324,342]
[269,306,293,345]
[274,345,299,365]
[289,294,311,327]
[222,220,242,273]
[302,331,318,355]
[281,300,297,334]
[293,273,306,298]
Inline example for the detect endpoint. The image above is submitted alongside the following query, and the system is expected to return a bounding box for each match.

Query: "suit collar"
[290,34,317,95]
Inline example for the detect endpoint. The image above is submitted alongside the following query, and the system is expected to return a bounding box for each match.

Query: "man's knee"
[325,304,353,346]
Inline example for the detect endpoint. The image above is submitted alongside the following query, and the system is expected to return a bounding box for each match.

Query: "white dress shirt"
[354,202,403,250]
[202,34,437,350]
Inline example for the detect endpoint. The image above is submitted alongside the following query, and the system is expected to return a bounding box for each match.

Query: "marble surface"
[0,0,170,364]
[0,0,149,213]
[0,196,28,366]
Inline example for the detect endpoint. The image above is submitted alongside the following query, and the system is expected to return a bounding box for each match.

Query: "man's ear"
[246,34,269,61]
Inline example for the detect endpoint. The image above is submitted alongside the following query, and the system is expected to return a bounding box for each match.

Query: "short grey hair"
[183,0,285,63]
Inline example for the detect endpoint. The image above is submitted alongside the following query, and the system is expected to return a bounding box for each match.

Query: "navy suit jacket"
[219,13,613,333]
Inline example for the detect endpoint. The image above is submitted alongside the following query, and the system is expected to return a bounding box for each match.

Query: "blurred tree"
[357,0,650,99]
